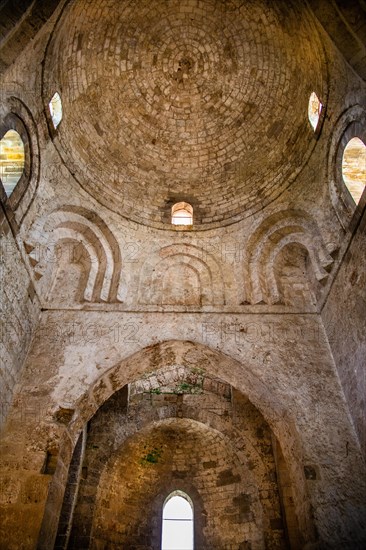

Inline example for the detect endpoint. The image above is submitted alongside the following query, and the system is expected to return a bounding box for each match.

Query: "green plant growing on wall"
[140,446,163,465]
[150,387,161,394]
[174,382,203,394]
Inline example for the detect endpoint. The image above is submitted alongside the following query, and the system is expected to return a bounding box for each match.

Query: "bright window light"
[49,92,63,129]
[308,92,322,131]
[0,129,25,197]
[342,137,366,205]
[171,202,193,226]
[162,493,194,550]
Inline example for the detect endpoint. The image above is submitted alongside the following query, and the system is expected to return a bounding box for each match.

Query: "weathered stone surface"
[322,207,366,457]
[63,377,290,549]
[0,215,40,429]
[0,1,365,549]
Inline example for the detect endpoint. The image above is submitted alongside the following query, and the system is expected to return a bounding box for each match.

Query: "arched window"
[308,92,322,131]
[161,491,194,550]
[342,137,366,205]
[0,129,25,197]
[49,92,63,129]
[171,202,193,226]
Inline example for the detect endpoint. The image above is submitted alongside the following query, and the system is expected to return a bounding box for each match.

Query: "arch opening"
[49,92,63,129]
[37,341,315,549]
[308,92,322,131]
[0,129,25,196]
[162,492,194,550]
[342,136,366,205]
[171,202,193,226]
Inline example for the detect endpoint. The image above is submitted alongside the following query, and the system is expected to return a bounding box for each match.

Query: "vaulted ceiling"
[1,0,365,79]
[42,0,326,228]
[1,0,365,229]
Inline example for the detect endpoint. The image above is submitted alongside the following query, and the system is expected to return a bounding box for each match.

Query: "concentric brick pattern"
[44,0,325,228]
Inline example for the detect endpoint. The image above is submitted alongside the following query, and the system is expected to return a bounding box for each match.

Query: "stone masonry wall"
[68,375,288,549]
[92,420,269,550]
[1,321,366,548]
[0,211,40,429]
[322,204,366,457]
[0,1,366,549]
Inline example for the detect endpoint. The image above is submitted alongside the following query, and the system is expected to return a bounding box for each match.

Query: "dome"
[43,0,325,229]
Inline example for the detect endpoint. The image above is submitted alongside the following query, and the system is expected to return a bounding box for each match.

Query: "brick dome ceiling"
[43,0,326,229]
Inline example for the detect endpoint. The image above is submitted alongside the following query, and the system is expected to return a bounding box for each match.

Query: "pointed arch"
[162,491,194,550]
[35,340,315,549]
